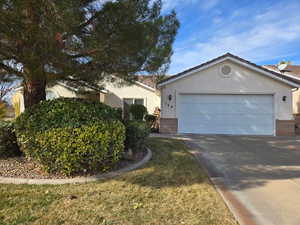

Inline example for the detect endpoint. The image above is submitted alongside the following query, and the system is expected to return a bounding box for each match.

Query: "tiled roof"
[264,65,300,79]
[136,75,157,89]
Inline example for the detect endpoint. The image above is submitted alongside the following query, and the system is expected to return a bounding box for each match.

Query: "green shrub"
[115,107,123,121]
[145,114,156,124]
[25,121,125,175]
[0,121,21,158]
[14,98,126,175]
[129,104,148,121]
[15,98,121,133]
[145,114,159,133]
[125,121,150,153]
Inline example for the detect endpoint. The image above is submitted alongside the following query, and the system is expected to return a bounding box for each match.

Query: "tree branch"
[78,12,100,30]
[0,62,23,77]
[69,49,100,58]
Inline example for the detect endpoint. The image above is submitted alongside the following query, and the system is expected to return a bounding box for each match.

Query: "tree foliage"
[0,0,179,107]
[0,102,6,119]
[0,77,14,103]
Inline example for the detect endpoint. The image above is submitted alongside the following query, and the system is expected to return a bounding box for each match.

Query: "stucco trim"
[158,54,300,88]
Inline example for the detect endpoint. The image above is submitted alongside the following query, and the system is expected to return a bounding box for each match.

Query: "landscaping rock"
[0,149,147,179]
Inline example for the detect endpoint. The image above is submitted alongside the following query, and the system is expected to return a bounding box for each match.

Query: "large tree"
[0,0,179,108]
[0,73,14,103]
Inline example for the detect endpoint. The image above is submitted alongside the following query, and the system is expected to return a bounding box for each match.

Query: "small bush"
[15,98,125,175]
[0,121,21,158]
[26,121,125,175]
[114,107,124,121]
[145,114,156,124]
[145,114,159,133]
[125,121,150,153]
[129,104,148,121]
[15,98,121,133]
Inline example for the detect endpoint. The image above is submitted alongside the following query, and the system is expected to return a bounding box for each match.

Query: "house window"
[134,98,144,105]
[46,90,58,100]
[123,98,144,119]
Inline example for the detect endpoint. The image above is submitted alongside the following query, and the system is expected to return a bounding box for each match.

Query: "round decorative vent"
[220,65,232,77]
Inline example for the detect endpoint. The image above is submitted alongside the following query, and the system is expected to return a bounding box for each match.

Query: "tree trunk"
[23,79,46,109]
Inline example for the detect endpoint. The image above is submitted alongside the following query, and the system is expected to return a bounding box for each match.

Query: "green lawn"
[0,138,237,225]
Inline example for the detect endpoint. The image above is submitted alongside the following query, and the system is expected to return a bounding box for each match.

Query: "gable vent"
[220,65,232,77]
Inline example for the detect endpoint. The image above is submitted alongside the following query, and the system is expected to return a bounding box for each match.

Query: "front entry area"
[178,94,274,135]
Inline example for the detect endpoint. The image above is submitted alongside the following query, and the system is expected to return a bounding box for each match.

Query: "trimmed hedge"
[15,98,121,132]
[125,121,150,153]
[14,98,125,175]
[28,121,125,175]
[0,121,21,158]
[129,104,148,121]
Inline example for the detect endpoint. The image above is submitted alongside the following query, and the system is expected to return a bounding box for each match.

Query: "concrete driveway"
[185,135,300,225]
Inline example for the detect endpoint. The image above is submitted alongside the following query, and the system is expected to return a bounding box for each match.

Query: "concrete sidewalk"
[152,134,300,225]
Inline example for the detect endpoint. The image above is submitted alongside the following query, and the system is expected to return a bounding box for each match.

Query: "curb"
[151,135,260,225]
[0,148,152,185]
[185,141,259,225]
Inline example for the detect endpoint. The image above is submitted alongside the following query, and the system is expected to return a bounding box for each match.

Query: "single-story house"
[158,53,300,136]
[13,76,160,117]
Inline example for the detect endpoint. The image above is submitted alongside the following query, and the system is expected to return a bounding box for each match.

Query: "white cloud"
[199,0,220,10]
[161,0,196,11]
[212,16,223,24]
[162,0,219,11]
[169,1,300,74]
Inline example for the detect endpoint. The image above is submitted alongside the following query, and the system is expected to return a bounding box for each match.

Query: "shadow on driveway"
[184,134,300,190]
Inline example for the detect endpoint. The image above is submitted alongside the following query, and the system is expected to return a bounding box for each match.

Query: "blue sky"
[162,0,300,75]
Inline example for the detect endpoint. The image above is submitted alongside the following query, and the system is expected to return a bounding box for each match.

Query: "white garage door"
[178,94,274,135]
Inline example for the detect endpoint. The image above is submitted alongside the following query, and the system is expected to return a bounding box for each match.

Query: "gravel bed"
[0,150,147,179]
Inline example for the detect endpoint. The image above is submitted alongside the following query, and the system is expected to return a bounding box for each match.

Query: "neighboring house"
[13,76,160,116]
[102,76,160,117]
[263,65,300,114]
[263,64,300,134]
[158,53,300,136]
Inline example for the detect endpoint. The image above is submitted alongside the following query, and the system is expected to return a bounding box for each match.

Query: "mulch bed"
[0,150,147,179]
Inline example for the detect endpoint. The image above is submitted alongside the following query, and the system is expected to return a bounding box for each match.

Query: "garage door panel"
[180,95,272,103]
[181,117,273,128]
[181,103,273,114]
[181,112,273,119]
[178,94,274,135]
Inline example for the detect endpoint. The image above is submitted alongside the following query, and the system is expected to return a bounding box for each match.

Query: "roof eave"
[158,55,300,88]
[135,81,156,92]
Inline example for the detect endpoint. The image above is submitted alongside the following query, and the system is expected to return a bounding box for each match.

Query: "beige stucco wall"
[293,90,300,114]
[103,80,160,114]
[47,84,78,98]
[15,84,79,113]
[14,80,160,115]
[160,60,294,120]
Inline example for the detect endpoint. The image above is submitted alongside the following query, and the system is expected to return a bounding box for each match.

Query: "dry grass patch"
[0,138,237,225]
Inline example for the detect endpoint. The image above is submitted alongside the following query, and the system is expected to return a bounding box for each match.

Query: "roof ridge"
[158,53,300,87]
